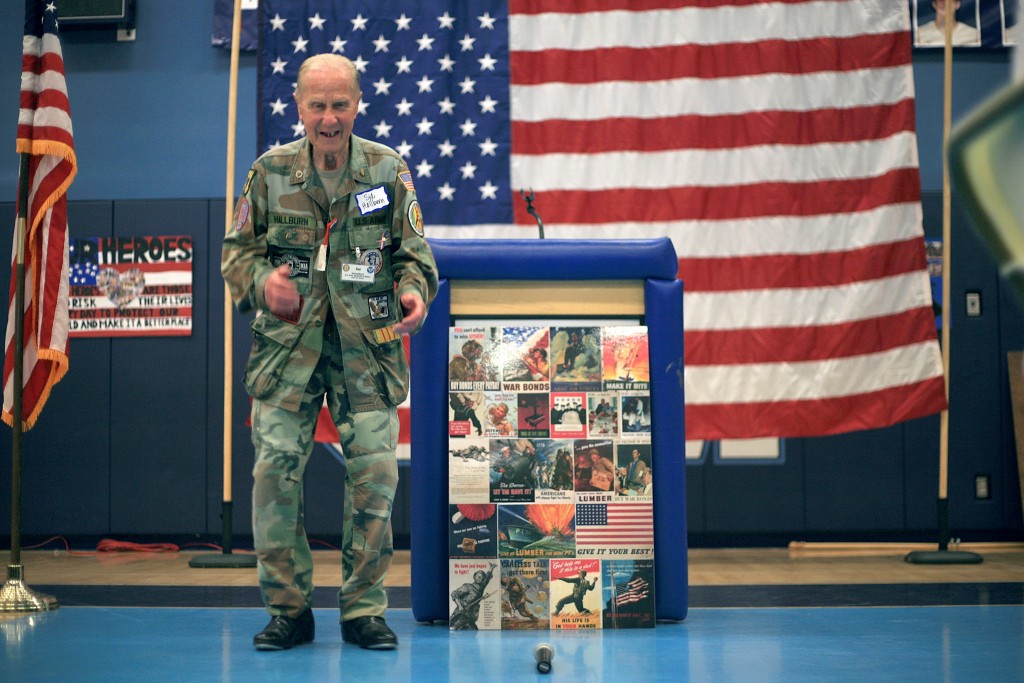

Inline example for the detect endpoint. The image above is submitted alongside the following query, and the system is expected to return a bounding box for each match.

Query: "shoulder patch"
[243,169,256,196]
[234,198,250,232]
[399,171,415,192]
[408,200,424,237]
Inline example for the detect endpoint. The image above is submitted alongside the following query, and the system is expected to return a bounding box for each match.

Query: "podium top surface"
[426,238,679,281]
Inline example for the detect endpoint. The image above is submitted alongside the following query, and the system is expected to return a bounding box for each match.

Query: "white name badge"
[341,263,376,283]
[355,186,390,215]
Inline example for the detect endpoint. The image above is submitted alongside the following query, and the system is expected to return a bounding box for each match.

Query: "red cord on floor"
[21,535,97,555]
[95,539,179,553]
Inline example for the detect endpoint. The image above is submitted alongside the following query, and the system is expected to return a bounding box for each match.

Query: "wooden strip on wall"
[449,280,645,317]
[1008,351,1024,530]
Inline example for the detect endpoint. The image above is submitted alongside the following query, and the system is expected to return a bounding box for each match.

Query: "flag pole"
[906,0,981,565]
[190,0,255,569]
[0,152,59,611]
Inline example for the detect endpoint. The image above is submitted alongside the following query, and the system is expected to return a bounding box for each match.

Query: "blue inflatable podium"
[410,238,688,623]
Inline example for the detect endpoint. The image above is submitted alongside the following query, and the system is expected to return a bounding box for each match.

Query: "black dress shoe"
[253,609,315,651]
[341,616,398,650]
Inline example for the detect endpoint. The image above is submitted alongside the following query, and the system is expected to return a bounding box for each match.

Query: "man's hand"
[394,291,425,335]
[264,264,301,319]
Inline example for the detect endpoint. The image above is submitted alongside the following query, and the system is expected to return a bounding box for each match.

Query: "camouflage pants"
[250,329,399,621]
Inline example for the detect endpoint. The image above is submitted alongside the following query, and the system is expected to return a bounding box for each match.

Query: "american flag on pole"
[575,502,654,549]
[3,0,76,430]
[615,574,650,607]
[258,1,946,440]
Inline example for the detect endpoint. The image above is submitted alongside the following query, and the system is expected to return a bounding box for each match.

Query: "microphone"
[519,188,545,239]
[534,642,554,674]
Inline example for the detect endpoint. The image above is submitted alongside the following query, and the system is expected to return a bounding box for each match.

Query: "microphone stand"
[520,189,545,239]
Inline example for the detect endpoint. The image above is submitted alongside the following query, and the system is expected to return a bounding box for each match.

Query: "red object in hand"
[274,295,303,324]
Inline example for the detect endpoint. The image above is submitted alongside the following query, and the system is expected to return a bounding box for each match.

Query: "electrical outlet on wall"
[974,474,991,500]
[966,292,982,317]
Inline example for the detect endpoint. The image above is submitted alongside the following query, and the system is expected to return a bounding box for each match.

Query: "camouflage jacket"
[221,134,438,413]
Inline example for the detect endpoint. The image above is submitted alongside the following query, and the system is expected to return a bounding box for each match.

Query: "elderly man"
[222,53,437,651]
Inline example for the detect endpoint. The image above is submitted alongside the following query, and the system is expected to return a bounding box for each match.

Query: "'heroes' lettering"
[71,236,193,265]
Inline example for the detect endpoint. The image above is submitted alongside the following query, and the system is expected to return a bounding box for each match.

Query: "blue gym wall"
[0,2,1020,546]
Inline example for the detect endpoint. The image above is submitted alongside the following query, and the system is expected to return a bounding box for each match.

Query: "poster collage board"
[447,324,656,630]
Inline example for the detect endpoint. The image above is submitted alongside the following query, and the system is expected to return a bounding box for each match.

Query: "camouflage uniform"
[221,134,437,621]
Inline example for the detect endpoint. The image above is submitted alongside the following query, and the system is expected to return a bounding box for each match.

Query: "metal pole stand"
[0,564,58,612]
[188,501,256,568]
[905,498,983,565]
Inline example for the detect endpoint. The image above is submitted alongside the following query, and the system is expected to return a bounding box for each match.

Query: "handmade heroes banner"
[447,325,655,631]
[68,236,193,337]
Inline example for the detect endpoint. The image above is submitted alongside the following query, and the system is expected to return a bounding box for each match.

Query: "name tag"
[355,186,389,215]
[341,263,376,283]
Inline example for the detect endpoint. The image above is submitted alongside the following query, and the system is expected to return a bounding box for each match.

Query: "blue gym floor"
[3,600,1023,681]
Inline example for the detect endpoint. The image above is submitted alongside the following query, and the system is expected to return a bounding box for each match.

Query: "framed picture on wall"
[911,0,1018,47]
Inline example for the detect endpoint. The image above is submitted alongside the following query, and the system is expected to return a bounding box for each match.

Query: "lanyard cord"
[316,214,336,272]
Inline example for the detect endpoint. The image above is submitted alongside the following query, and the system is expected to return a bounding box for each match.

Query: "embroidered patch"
[270,252,310,279]
[399,171,415,192]
[234,198,250,232]
[373,325,399,344]
[359,248,383,274]
[408,200,424,236]
[367,295,390,321]
[351,214,389,227]
[242,169,255,196]
[268,214,313,227]
[355,185,390,215]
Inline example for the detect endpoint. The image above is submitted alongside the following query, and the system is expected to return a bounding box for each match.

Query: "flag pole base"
[188,501,257,568]
[906,499,985,564]
[904,550,984,565]
[188,552,257,569]
[0,565,59,612]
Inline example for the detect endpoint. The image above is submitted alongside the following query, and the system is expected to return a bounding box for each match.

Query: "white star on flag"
[350,13,368,31]
[416,159,435,178]
[479,181,497,199]
[437,12,455,29]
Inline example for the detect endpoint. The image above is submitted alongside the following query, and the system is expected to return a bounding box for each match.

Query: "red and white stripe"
[435,0,945,439]
[3,1,77,430]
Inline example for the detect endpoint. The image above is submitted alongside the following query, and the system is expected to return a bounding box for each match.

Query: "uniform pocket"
[362,332,408,406]
[347,224,393,293]
[243,313,304,399]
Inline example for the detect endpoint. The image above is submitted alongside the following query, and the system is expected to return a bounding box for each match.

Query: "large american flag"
[258,0,946,440]
[3,0,76,430]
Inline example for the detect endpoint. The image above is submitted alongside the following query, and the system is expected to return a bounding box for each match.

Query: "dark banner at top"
[912,0,1019,47]
[212,0,258,51]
